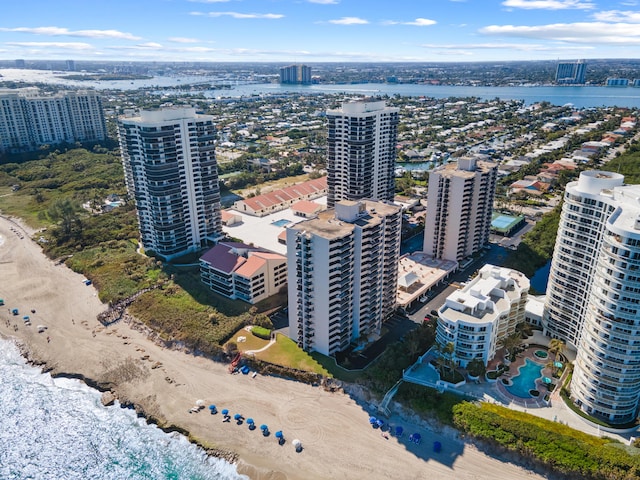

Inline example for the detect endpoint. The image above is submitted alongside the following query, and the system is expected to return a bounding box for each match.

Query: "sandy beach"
[0,215,549,480]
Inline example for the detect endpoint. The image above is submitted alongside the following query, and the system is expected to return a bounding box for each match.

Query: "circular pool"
[534,350,548,359]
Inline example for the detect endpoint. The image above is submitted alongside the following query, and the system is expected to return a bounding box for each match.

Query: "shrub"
[251,326,272,340]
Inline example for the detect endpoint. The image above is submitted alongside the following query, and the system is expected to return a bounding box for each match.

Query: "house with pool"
[435,264,530,367]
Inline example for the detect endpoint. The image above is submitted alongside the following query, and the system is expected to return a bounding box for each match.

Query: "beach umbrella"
[208,405,217,412]
[292,439,302,452]
[395,426,403,437]
[369,416,377,424]
[275,431,283,439]
[413,433,421,443]
[221,409,229,416]
[234,413,242,420]
[196,399,205,407]
[246,418,254,425]
[260,424,268,431]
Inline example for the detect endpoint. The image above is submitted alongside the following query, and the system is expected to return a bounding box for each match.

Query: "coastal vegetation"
[602,140,640,184]
[453,402,640,480]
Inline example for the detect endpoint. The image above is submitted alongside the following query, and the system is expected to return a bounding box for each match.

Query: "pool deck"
[400,332,636,443]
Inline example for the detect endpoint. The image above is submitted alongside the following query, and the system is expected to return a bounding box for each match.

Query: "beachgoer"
[47,336,50,343]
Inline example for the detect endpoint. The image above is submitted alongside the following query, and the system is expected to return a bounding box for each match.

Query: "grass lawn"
[227,327,270,352]
[254,334,330,376]
[310,352,363,383]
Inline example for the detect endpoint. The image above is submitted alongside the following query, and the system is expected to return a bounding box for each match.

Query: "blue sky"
[1,0,640,62]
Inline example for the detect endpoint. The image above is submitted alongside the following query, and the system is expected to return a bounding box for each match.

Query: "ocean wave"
[0,338,247,480]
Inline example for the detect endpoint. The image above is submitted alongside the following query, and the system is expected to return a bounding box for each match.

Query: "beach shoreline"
[0,215,550,480]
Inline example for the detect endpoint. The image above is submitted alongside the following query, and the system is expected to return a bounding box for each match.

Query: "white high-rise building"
[544,171,624,348]
[118,107,222,260]
[287,200,401,356]
[0,88,107,153]
[423,156,498,262]
[436,264,529,367]
[545,171,640,424]
[326,99,399,208]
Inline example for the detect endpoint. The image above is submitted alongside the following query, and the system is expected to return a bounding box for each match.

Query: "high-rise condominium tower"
[279,64,312,84]
[287,200,401,356]
[423,156,498,262]
[555,60,586,84]
[118,107,222,260]
[545,171,640,423]
[0,88,107,153]
[326,99,399,208]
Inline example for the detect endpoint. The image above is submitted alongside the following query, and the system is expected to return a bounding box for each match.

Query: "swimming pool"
[505,358,543,398]
[271,219,290,227]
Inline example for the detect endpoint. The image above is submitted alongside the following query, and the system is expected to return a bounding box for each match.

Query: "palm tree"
[548,338,566,362]
[499,332,523,362]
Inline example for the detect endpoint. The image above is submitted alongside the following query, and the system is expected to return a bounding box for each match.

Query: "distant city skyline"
[2,1,640,63]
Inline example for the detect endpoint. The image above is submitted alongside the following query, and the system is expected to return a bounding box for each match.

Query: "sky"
[1,0,640,63]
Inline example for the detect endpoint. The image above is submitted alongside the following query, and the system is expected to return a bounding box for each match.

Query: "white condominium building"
[544,171,624,348]
[118,107,222,260]
[287,200,401,356]
[546,171,640,424]
[326,99,399,208]
[436,264,529,367]
[0,88,107,153]
[423,156,498,262]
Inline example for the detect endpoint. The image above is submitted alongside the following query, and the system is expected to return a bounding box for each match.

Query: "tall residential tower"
[326,99,399,208]
[423,156,498,262]
[0,88,106,153]
[118,107,222,260]
[287,200,401,356]
[545,171,640,424]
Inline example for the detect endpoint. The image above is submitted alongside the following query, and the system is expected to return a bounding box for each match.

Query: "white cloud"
[6,41,94,50]
[502,0,595,9]
[385,18,437,26]
[0,26,140,40]
[189,11,284,19]
[328,17,369,25]
[308,0,339,3]
[168,37,200,43]
[593,10,640,23]
[422,42,594,51]
[481,22,640,44]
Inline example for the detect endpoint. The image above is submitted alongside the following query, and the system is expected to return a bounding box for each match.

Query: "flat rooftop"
[222,196,327,254]
[396,252,458,308]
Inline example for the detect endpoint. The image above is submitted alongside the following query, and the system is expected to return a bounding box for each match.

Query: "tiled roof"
[234,255,266,278]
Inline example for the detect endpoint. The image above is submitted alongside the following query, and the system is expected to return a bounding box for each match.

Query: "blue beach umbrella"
[221,409,229,416]
[275,431,283,439]
[234,413,242,421]
[260,424,268,431]
[209,405,217,412]
[369,416,377,424]
[395,426,403,437]
[246,418,254,425]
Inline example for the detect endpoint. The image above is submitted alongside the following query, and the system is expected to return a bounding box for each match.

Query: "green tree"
[548,338,566,362]
[499,332,523,362]
[47,198,81,239]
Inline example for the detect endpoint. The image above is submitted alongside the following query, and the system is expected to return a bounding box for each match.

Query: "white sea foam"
[0,338,247,480]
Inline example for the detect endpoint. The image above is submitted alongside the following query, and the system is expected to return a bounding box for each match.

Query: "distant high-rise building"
[436,264,529,367]
[15,59,25,69]
[66,60,76,71]
[287,200,401,355]
[423,156,498,262]
[279,64,312,84]
[606,78,629,87]
[118,107,222,260]
[0,88,107,153]
[326,99,399,208]
[555,59,586,84]
[544,170,640,424]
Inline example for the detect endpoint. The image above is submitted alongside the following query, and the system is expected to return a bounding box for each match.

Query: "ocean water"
[0,338,246,480]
